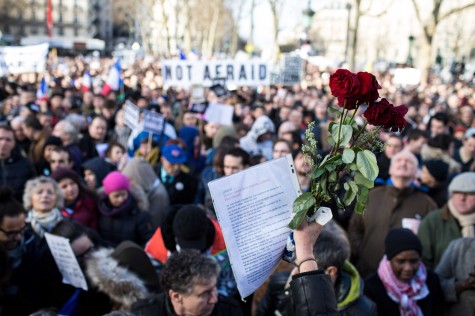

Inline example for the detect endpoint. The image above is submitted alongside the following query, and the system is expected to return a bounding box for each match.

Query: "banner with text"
[0,43,49,75]
[162,60,270,87]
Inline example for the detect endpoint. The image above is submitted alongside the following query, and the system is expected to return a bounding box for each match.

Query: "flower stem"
[331,100,346,155]
[348,104,360,125]
[353,121,368,144]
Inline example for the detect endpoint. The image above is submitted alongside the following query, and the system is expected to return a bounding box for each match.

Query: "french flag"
[36,76,48,100]
[81,70,92,92]
[101,59,122,96]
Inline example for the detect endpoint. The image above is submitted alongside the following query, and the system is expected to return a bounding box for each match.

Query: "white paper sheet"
[208,155,301,299]
[204,103,234,126]
[45,233,88,291]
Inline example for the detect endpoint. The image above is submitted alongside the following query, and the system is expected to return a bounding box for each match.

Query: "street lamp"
[302,0,315,39]
[407,35,415,66]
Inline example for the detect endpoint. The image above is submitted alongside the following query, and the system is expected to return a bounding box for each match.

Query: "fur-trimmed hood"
[85,248,152,310]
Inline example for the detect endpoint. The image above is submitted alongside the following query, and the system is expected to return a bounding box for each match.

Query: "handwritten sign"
[124,100,140,130]
[208,155,301,299]
[45,233,88,291]
[143,110,165,135]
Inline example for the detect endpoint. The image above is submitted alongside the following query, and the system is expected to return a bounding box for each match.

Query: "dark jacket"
[97,194,153,247]
[0,149,36,201]
[64,194,99,230]
[364,270,445,316]
[131,293,243,316]
[154,164,198,205]
[78,133,99,161]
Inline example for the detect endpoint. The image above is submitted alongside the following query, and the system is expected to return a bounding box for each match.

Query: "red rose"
[329,69,360,101]
[356,72,381,104]
[363,98,394,126]
[337,97,358,110]
[385,104,408,132]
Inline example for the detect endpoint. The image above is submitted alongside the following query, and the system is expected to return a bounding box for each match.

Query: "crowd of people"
[0,55,474,315]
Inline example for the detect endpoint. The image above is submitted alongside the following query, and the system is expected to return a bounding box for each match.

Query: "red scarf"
[377,255,429,316]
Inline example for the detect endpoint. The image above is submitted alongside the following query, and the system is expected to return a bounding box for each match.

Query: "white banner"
[0,43,49,75]
[204,103,234,126]
[162,60,270,87]
[124,100,140,130]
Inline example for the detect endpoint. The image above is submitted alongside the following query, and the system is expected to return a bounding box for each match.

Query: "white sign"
[204,103,234,126]
[191,84,206,103]
[392,67,421,86]
[208,155,302,299]
[143,110,165,135]
[44,233,89,291]
[162,60,270,87]
[124,100,140,130]
[0,43,49,75]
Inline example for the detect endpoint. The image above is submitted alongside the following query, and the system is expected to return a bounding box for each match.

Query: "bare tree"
[267,0,285,61]
[410,0,475,83]
[228,0,246,56]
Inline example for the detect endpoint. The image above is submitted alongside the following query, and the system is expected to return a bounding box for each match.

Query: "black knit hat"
[423,159,449,182]
[173,205,210,252]
[384,228,422,260]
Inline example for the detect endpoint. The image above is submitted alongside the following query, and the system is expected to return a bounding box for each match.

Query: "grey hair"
[10,115,24,127]
[160,249,220,295]
[64,114,87,133]
[23,176,64,211]
[390,150,418,168]
[56,120,79,143]
[313,223,350,270]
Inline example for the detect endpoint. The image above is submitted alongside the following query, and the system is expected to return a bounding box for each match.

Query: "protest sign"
[188,101,208,114]
[204,103,234,126]
[124,100,140,130]
[208,155,301,299]
[44,233,88,291]
[392,67,421,86]
[0,43,49,75]
[270,55,302,85]
[190,84,206,103]
[143,110,165,135]
[162,60,270,87]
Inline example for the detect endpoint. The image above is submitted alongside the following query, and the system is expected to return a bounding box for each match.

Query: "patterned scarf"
[377,255,429,316]
[448,199,475,237]
[26,208,63,238]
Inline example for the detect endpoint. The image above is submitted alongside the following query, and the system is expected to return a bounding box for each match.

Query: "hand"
[455,272,475,294]
[293,219,322,273]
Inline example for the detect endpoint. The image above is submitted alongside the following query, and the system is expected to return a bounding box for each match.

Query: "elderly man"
[348,150,437,277]
[52,119,82,168]
[418,172,475,270]
[131,250,243,316]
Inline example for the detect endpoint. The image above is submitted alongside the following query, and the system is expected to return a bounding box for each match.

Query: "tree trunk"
[349,0,361,71]
[206,2,220,57]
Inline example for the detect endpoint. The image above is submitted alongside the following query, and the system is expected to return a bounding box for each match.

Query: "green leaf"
[292,192,316,214]
[348,181,358,193]
[328,171,337,183]
[354,187,369,214]
[313,167,326,179]
[288,211,308,229]
[356,150,378,181]
[331,124,353,148]
[343,186,357,206]
[318,153,341,169]
[344,182,349,190]
[342,148,355,164]
[328,106,340,115]
[349,163,358,171]
[354,172,374,188]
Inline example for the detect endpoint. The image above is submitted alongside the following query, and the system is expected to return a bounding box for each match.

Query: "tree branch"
[438,2,475,22]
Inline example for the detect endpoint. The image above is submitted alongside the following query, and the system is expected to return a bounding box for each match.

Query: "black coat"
[0,150,36,201]
[131,293,243,316]
[154,164,198,205]
[364,270,446,316]
[97,195,153,247]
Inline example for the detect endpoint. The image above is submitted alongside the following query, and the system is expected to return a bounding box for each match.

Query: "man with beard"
[348,150,437,277]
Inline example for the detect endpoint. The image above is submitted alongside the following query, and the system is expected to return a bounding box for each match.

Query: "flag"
[81,70,92,92]
[36,76,48,100]
[46,0,53,37]
[101,59,122,96]
[179,49,186,60]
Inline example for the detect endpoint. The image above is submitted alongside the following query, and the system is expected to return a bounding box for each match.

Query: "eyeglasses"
[0,225,26,239]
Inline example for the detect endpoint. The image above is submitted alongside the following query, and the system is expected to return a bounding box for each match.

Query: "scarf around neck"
[26,208,63,238]
[448,199,475,237]
[377,255,429,316]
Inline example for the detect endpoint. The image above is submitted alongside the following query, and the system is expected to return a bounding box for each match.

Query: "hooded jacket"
[239,115,275,160]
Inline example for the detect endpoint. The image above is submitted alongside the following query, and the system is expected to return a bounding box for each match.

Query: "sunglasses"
[0,225,26,239]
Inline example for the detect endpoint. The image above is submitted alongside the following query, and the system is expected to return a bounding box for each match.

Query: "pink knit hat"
[102,171,130,195]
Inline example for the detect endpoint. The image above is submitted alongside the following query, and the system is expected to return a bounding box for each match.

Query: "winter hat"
[161,145,186,164]
[384,228,422,260]
[173,205,210,251]
[448,172,475,194]
[82,157,113,188]
[51,167,81,185]
[43,135,63,149]
[422,160,449,182]
[111,241,160,291]
[102,171,130,195]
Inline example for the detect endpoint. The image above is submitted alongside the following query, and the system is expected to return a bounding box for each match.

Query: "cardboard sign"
[204,103,234,126]
[191,84,206,103]
[188,102,208,114]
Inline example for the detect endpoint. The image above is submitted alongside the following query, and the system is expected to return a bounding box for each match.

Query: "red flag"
[46,0,53,37]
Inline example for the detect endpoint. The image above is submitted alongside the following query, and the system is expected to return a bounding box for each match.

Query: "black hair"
[313,230,350,270]
[428,134,453,151]
[224,147,250,167]
[0,187,25,223]
[407,129,429,142]
[23,115,43,131]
